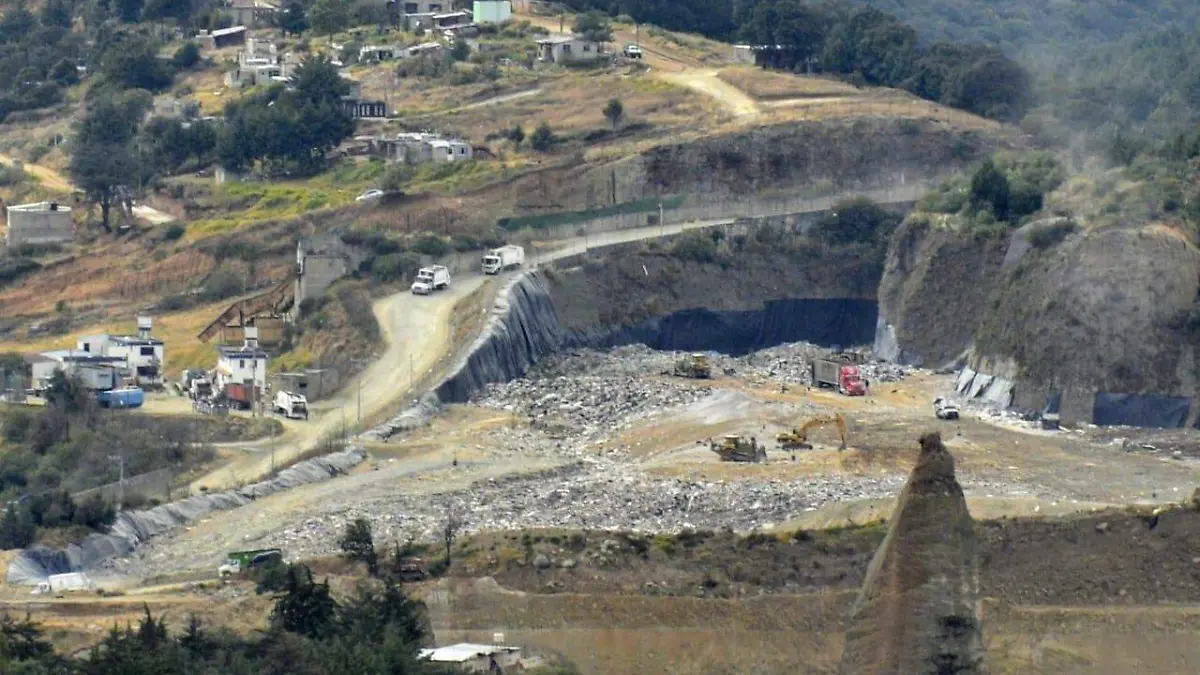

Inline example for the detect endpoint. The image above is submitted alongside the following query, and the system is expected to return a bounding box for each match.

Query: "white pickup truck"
[411,265,451,295]
[934,397,961,420]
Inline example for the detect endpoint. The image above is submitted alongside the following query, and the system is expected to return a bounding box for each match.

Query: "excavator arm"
[780,414,848,450]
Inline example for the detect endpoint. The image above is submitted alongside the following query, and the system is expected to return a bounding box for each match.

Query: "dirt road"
[0,153,73,193]
[657,69,761,118]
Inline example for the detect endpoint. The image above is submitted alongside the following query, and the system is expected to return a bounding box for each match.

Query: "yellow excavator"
[776,414,848,452]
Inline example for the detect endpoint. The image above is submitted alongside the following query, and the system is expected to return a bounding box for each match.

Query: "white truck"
[411,265,451,295]
[273,390,309,419]
[32,572,96,595]
[934,397,961,420]
[481,245,525,275]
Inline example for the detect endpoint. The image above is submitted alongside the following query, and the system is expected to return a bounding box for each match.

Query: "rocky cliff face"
[840,433,987,675]
[877,207,1200,423]
[972,225,1200,422]
[874,217,1008,367]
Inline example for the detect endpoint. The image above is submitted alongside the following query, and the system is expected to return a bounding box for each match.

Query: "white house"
[227,39,291,88]
[535,33,603,64]
[215,328,268,391]
[29,351,124,391]
[418,644,522,673]
[472,0,510,24]
[429,139,472,162]
[76,315,165,386]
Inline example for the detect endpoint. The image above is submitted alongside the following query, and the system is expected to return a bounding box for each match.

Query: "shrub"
[172,42,201,70]
[530,121,555,152]
[1026,218,1077,250]
[670,232,718,263]
[200,264,246,301]
[162,223,186,241]
[411,235,449,257]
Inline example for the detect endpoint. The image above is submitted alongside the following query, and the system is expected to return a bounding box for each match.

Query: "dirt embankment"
[878,214,1200,422]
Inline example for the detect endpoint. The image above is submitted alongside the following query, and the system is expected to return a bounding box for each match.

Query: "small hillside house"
[535,34,603,64]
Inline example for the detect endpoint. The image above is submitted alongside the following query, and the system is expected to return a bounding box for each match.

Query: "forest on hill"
[567,0,1200,150]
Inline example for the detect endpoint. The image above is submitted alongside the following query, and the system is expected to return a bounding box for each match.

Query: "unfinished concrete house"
[5,201,73,247]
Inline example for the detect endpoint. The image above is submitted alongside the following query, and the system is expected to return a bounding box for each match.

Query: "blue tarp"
[1092,392,1190,429]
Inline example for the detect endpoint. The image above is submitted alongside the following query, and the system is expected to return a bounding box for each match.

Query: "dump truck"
[97,387,144,409]
[218,548,283,577]
[777,414,848,451]
[273,390,309,420]
[811,358,867,396]
[411,265,451,295]
[32,572,96,595]
[221,382,255,410]
[481,245,525,274]
[710,435,766,463]
[673,353,712,379]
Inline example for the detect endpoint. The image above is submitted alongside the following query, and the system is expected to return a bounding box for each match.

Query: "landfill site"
[7,321,1200,672]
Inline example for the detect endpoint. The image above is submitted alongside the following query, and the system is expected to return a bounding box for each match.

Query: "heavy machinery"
[776,414,848,451]
[673,353,712,379]
[811,357,867,396]
[709,435,767,463]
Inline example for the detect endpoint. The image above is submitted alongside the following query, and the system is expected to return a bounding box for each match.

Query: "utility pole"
[108,454,125,510]
[659,202,665,236]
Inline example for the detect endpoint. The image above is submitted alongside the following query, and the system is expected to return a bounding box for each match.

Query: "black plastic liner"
[1093,392,1191,428]
[571,298,879,356]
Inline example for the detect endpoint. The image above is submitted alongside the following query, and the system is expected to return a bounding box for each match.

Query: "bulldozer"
[776,414,848,452]
[673,353,712,379]
[709,435,767,463]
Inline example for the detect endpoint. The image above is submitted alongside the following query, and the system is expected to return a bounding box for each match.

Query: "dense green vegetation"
[914,151,1068,235]
[218,56,355,175]
[0,372,213,548]
[562,0,1030,121]
[0,569,459,674]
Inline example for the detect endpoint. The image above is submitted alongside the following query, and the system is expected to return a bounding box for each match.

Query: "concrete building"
[341,79,388,118]
[429,138,472,162]
[228,0,278,28]
[5,201,73,247]
[196,26,247,49]
[29,352,124,391]
[272,368,340,402]
[215,331,269,391]
[365,132,471,164]
[402,0,447,14]
[418,644,522,673]
[359,44,400,62]
[293,233,368,319]
[432,10,472,29]
[535,34,603,64]
[76,315,166,387]
[227,38,291,87]
[472,0,511,24]
[400,42,444,59]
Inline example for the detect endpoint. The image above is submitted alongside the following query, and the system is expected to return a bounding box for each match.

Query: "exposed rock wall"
[874,217,1008,367]
[840,433,986,675]
[972,226,1200,423]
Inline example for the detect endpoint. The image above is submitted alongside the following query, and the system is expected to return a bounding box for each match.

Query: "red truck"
[811,358,867,396]
[222,382,257,410]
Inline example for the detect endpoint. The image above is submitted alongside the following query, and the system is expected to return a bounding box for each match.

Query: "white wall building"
[429,139,472,162]
[472,0,510,23]
[418,644,522,673]
[535,34,603,64]
[76,316,165,386]
[29,352,124,391]
[215,329,269,391]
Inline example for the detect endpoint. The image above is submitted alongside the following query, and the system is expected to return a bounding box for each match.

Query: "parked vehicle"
[222,382,255,410]
[624,44,642,58]
[934,397,960,420]
[411,265,451,295]
[32,572,96,595]
[481,245,525,275]
[355,189,384,202]
[810,358,867,396]
[218,548,283,576]
[97,387,144,409]
[273,390,309,420]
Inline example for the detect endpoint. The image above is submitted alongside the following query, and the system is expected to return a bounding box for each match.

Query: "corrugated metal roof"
[418,644,519,663]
